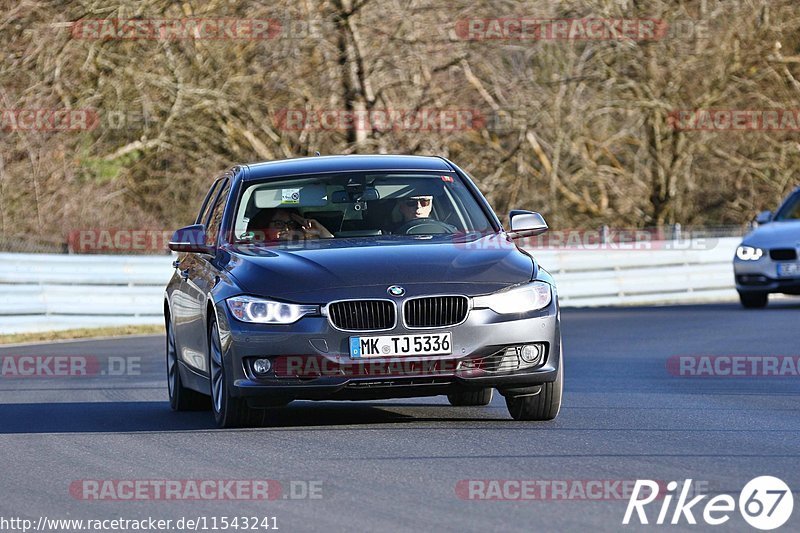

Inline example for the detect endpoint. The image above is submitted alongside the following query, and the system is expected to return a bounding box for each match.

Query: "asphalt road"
[0,302,798,533]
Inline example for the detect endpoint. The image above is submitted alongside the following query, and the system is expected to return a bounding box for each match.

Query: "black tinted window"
[774,192,800,221]
[205,179,231,246]
[196,179,222,225]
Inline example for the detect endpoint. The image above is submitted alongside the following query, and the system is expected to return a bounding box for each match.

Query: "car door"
[175,176,230,373]
[172,178,222,363]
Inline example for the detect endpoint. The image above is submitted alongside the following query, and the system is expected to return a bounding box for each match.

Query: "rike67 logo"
[624,477,793,530]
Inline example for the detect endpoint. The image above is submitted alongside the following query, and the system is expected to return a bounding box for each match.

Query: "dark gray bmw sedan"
[165,155,562,427]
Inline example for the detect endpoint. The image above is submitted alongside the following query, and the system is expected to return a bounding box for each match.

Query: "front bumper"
[214,298,561,403]
[734,257,800,294]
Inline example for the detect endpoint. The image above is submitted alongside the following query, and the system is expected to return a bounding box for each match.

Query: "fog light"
[253,358,272,375]
[519,344,543,365]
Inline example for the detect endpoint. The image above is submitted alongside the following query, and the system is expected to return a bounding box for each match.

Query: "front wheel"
[167,317,208,411]
[738,291,768,309]
[505,359,563,421]
[208,318,264,428]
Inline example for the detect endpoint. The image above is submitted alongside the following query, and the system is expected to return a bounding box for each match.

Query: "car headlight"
[472,281,552,314]
[736,246,764,261]
[226,296,318,324]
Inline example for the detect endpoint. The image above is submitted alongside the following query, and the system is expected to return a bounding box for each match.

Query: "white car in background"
[734,186,800,308]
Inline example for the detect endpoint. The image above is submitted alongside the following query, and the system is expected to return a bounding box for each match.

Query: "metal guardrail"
[0,254,173,325]
[0,239,741,333]
[528,237,739,307]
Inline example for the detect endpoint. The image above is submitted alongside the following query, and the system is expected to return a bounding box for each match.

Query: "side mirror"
[755,210,772,225]
[508,210,549,238]
[168,224,212,253]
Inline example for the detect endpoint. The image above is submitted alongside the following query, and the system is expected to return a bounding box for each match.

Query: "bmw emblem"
[388,285,405,297]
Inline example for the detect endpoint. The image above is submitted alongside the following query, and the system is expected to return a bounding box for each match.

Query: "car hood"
[225,234,535,302]
[741,221,800,248]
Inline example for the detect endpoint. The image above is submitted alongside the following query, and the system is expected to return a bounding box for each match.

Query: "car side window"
[196,179,222,225]
[775,193,800,221]
[205,179,231,247]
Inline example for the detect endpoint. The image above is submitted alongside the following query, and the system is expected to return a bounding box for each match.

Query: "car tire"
[447,388,493,406]
[208,317,264,428]
[167,317,208,411]
[505,356,563,421]
[738,291,768,309]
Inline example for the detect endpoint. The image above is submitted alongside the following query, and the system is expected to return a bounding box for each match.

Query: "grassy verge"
[0,324,164,345]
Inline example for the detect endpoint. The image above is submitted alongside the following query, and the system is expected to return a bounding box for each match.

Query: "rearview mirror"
[331,186,380,203]
[755,210,772,225]
[508,210,548,238]
[360,188,380,201]
[168,224,213,253]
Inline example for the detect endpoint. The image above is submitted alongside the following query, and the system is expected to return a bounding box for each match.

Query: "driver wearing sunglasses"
[398,195,433,222]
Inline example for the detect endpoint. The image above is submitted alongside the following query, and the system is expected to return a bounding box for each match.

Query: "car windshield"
[231,171,493,244]
[773,192,800,221]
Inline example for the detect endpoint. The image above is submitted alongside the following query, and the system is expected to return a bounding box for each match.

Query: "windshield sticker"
[281,188,301,204]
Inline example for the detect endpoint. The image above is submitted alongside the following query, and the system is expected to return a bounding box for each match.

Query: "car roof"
[241,154,454,181]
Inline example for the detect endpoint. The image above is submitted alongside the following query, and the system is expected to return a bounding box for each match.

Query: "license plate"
[349,333,452,358]
[777,262,800,277]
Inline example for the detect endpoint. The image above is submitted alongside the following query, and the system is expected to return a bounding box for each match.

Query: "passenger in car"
[247,208,334,241]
